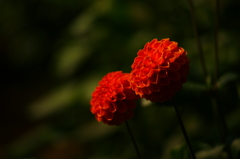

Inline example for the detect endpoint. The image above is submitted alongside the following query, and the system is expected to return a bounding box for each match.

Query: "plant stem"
[213,0,220,82]
[173,98,196,159]
[125,121,142,159]
[188,0,208,82]
[213,0,230,148]
[211,94,228,143]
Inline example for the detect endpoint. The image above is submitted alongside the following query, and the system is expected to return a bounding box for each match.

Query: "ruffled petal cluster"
[130,38,190,102]
[90,38,190,125]
[90,71,139,125]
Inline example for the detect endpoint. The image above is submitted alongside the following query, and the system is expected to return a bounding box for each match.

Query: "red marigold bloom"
[90,71,139,125]
[130,38,190,103]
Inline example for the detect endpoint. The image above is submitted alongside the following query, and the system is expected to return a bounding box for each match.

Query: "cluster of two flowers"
[90,38,190,125]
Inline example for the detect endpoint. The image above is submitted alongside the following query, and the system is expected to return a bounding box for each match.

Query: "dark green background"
[1,0,240,158]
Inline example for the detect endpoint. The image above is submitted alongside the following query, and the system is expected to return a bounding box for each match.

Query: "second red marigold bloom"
[130,38,190,103]
[90,71,139,125]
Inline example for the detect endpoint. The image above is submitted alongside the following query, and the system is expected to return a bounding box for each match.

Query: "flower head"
[130,38,190,103]
[90,71,139,125]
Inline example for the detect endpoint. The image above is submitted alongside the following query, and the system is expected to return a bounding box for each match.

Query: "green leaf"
[216,72,239,89]
[231,138,240,159]
[196,145,227,159]
[170,144,189,159]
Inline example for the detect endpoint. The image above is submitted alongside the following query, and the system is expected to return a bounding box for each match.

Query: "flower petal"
[175,56,186,65]
[104,111,114,121]
[130,38,189,103]
[109,102,117,113]
[149,83,161,92]
[97,109,105,117]
[158,77,170,86]
[115,101,127,113]
[123,89,137,100]
[169,62,180,70]
[124,100,136,109]
[149,73,158,84]
[90,71,138,125]
[142,87,151,95]
[95,114,102,122]
[158,70,168,77]
[90,104,99,114]
[116,92,126,100]
[114,112,125,124]
[168,71,180,81]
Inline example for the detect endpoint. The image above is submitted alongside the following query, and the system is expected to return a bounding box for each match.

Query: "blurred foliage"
[1,0,240,159]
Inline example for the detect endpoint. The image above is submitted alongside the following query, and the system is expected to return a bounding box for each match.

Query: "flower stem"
[188,0,208,82]
[213,0,228,141]
[173,98,196,159]
[125,121,142,159]
[211,94,228,143]
[213,0,220,82]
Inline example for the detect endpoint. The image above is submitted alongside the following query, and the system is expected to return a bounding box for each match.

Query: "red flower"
[90,71,139,125]
[130,38,190,103]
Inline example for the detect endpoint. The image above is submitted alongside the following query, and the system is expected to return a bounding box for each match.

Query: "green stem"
[173,98,196,159]
[211,94,228,143]
[213,0,220,82]
[188,0,208,82]
[213,0,230,152]
[125,121,142,159]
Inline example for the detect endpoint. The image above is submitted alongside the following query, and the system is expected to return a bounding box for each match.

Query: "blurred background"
[1,0,240,158]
